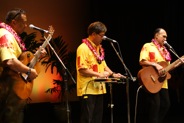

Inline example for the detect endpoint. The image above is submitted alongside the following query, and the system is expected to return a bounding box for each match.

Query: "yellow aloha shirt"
[76,41,107,96]
[139,42,170,89]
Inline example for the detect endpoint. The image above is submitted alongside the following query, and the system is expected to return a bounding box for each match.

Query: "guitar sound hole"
[27,53,31,58]
[158,75,166,82]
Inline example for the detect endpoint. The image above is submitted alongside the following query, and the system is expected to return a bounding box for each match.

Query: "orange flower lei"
[82,38,105,64]
[152,39,171,61]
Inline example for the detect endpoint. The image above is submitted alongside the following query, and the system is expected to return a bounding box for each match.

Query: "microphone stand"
[110,42,136,123]
[44,36,76,123]
[108,82,114,123]
[168,47,184,64]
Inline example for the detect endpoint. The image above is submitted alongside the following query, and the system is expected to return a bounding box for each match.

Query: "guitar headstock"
[48,25,55,35]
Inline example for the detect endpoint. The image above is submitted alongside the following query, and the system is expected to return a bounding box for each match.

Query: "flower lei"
[82,38,105,64]
[152,39,171,61]
[0,22,26,51]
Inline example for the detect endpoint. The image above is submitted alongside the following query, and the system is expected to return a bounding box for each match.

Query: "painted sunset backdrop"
[30,64,62,103]
[0,0,86,104]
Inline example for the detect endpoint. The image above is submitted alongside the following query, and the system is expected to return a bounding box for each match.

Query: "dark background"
[1,0,184,123]
[26,1,184,123]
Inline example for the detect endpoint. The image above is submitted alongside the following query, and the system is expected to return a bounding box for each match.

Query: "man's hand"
[39,46,47,58]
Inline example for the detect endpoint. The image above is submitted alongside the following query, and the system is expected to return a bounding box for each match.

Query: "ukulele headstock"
[48,25,55,36]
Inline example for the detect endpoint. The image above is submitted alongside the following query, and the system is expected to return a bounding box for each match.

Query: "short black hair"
[87,21,107,35]
[5,8,26,24]
[153,28,164,36]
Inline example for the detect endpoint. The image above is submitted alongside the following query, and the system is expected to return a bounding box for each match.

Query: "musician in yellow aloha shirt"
[77,39,107,96]
[139,42,171,89]
[138,28,172,123]
[0,8,45,123]
[76,21,124,123]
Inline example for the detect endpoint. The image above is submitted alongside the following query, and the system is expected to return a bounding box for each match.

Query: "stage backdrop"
[0,0,90,103]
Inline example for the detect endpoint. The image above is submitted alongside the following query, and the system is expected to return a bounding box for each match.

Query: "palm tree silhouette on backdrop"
[21,31,77,102]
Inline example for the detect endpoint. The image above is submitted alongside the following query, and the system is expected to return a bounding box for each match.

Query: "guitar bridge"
[150,75,156,83]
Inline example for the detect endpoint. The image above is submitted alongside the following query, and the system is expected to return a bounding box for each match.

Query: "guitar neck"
[165,57,184,72]
[28,34,52,68]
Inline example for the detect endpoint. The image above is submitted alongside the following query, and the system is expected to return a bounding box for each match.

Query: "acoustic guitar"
[137,55,184,93]
[1,26,54,99]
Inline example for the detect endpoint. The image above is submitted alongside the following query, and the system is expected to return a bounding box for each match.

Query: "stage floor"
[23,101,184,123]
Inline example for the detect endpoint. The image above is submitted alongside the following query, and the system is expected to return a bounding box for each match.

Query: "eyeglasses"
[98,33,105,38]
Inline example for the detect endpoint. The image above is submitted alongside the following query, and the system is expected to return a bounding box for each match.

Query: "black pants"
[137,88,170,123]
[0,82,27,123]
[79,95,104,123]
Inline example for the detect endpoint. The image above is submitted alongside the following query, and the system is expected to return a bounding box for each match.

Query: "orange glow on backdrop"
[30,63,62,103]
[0,0,87,103]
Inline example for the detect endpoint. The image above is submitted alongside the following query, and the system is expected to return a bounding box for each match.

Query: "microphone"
[29,24,49,33]
[164,40,180,58]
[102,36,117,43]
[163,41,173,49]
